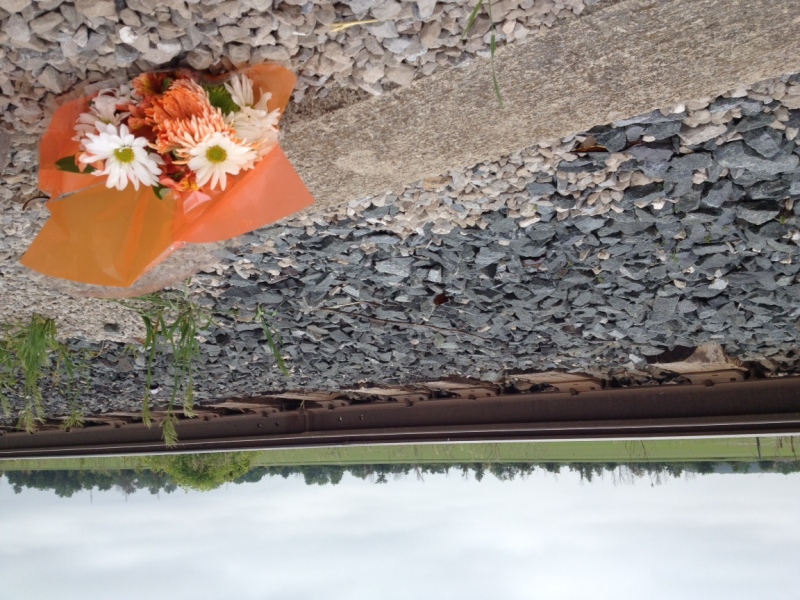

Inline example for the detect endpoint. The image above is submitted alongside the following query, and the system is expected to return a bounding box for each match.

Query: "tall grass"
[256,305,289,376]
[116,288,289,446]
[0,315,85,433]
[0,288,290,443]
[115,290,212,445]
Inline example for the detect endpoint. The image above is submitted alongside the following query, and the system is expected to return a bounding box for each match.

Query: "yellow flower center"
[206,145,227,164]
[114,147,135,163]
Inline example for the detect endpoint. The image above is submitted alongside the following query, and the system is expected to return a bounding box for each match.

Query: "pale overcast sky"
[1,468,798,600]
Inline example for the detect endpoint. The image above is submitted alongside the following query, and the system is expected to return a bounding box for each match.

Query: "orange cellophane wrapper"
[38,96,94,200]
[21,63,315,289]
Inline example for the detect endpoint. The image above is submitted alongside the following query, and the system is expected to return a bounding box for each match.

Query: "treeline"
[3,468,178,498]
[237,460,800,486]
[4,457,800,497]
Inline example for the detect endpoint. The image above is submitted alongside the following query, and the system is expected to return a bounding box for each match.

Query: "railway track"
[2,371,800,459]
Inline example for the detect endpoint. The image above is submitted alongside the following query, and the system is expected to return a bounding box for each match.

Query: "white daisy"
[224,107,280,156]
[185,131,257,191]
[73,91,130,139]
[110,83,135,103]
[222,73,281,156]
[224,73,269,111]
[79,123,162,191]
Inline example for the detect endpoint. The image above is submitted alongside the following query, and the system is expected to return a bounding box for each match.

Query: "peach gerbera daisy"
[148,79,231,154]
[156,112,232,155]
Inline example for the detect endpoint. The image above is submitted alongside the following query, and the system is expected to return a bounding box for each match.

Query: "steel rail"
[2,377,800,458]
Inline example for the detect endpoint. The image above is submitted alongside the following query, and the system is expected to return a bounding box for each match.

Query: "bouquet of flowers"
[22,64,314,289]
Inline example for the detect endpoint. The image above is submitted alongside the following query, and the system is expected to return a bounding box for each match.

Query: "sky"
[1,468,799,600]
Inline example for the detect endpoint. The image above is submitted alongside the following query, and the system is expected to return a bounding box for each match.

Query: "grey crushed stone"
[715,141,799,175]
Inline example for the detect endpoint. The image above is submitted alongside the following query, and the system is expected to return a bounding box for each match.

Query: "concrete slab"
[282,0,800,210]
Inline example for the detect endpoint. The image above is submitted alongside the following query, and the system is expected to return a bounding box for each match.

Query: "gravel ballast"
[2,2,800,420]
[2,73,800,419]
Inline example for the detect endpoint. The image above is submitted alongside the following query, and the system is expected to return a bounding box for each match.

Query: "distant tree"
[662,463,686,478]
[144,452,255,491]
[299,465,345,486]
[728,461,752,474]
[773,461,800,474]
[234,466,270,484]
[693,462,717,474]
[3,468,174,497]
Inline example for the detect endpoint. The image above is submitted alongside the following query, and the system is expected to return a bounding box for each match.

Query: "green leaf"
[490,31,503,108]
[162,77,173,93]
[486,0,503,108]
[203,84,241,115]
[461,0,484,40]
[55,155,95,174]
[153,184,171,199]
[256,305,289,376]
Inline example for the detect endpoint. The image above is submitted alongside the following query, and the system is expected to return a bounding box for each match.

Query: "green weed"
[60,408,85,431]
[160,409,180,448]
[115,290,213,444]
[0,343,12,418]
[0,314,85,433]
[255,305,289,376]
[462,0,503,107]
[115,289,290,447]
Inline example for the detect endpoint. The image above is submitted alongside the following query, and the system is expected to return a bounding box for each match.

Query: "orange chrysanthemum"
[148,79,214,122]
[155,112,234,155]
[124,101,156,142]
[145,79,232,154]
[132,72,174,98]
